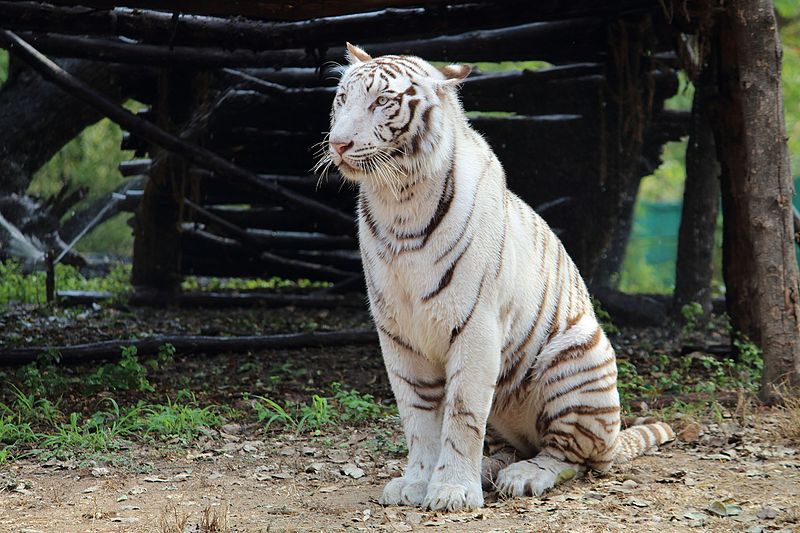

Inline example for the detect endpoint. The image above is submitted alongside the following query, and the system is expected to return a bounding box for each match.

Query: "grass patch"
[250,382,389,433]
[181,276,330,291]
[0,260,131,308]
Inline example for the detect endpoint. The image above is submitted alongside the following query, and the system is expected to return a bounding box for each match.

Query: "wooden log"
[0,1,667,49]
[246,229,355,251]
[592,288,669,327]
[672,69,720,323]
[0,30,355,233]
[11,17,642,68]
[181,227,358,281]
[119,158,151,177]
[132,67,201,292]
[0,329,379,366]
[40,0,668,22]
[130,290,364,308]
[708,0,800,398]
[56,289,366,308]
[203,205,328,232]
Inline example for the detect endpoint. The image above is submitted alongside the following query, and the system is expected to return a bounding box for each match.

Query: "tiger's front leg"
[424,312,500,511]
[378,333,445,506]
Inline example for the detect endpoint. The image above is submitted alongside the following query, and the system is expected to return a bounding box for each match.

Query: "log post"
[132,69,206,292]
[708,0,800,399]
[672,66,721,323]
[588,17,657,288]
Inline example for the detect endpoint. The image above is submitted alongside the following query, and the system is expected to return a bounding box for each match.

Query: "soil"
[1,303,798,532]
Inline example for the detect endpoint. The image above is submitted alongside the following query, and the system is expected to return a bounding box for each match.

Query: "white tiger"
[319,43,674,512]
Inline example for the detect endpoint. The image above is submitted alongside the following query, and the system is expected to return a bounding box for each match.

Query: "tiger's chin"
[335,160,366,182]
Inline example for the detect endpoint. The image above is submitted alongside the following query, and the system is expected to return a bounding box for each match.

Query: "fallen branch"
[0,30,354,234]
[0,329,379,366]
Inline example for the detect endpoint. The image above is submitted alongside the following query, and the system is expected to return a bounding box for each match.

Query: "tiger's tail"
[613,416,675,464]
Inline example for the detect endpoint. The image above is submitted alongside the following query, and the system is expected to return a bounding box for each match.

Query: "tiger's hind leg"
[496,317,620,497]
[481,429,517,490]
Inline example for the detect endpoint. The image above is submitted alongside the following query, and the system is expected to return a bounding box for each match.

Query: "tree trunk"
[0,58,136,194]
[709,0,800,399]
[672,68,720,322]
[132,69,206,292]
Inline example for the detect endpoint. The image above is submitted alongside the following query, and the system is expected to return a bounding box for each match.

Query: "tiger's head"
[319,43,470,187]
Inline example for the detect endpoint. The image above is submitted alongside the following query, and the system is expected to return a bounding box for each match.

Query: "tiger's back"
[323,43,673,511]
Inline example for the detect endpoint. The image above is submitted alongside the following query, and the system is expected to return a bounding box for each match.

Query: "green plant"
[251,395,299,430]
[680,302,704,336]
[330,382,384,422]
[250,383,388,433]
[592,298,619,335]
[616,359,647,410]
[140,391,220,442]
[87,346,154,392]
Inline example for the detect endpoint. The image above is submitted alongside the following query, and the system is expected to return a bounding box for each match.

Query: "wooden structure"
[1,0,798,397]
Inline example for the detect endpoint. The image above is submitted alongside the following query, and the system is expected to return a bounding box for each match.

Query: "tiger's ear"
[346,42,372,64]
[439,64,471,81]
[432,64,472,93]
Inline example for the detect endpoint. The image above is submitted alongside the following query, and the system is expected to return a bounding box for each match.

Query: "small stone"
[756,505,778,520]
[306,462,325,474]
[342,464,365,479]
[621,479,638,489]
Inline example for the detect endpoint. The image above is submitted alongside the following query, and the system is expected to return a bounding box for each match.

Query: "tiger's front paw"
[423,481,483,511]
[380,477,428,506]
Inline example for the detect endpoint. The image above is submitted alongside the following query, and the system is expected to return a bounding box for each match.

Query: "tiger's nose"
[330,140,354,155]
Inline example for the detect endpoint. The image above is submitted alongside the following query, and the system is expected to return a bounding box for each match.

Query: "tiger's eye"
[376,96,389,106]
[339,93,347,104]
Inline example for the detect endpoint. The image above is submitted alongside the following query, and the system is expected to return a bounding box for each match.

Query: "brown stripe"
[391,97,420,136]
[465,423,482,438]
[450,273,487,344]
[543,347,614,386]
[445,437,464,457]
[378,325,424,357]
[422,234,473,302]
[542,327,603,376]
[420,161,456,245]
[537,404,619,435]
[543,369,617,404]
[359,192,382,242]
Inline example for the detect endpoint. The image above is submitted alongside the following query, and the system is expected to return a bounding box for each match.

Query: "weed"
[776,388,800,440]
[368,425,407,456]
[616,359,647,410]
[250,383,388,433]
[330,382,384,422]
[140,391,221,442]
[592,297,619,335]
[680,302,705,336]
[87,346,154,392]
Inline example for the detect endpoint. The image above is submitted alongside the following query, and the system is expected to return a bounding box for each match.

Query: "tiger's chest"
[367,255,457,361]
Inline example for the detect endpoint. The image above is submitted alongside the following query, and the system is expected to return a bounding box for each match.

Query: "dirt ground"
[1,304,799,532]
[1,410,799,533]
